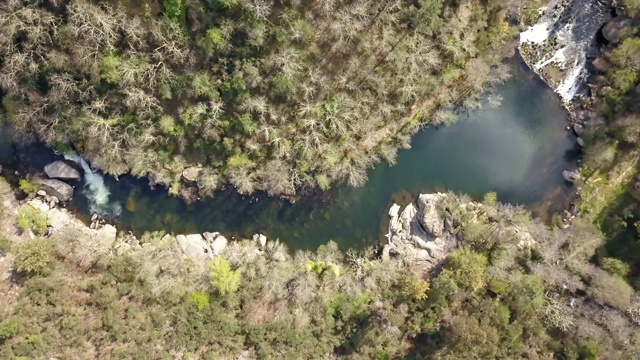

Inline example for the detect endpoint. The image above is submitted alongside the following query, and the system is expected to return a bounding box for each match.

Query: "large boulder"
[203,232,227,255]
[562,169,581,183]
[34,179,74,202]
[44,160,81,180]
[176,234,213,262]
[417,194,446,237]
[182,167,202,182]
[95,224,117,248]
[48,208,70,230]
[602,17,635,44]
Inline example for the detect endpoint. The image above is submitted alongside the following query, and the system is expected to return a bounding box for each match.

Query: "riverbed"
[0,57,578,251]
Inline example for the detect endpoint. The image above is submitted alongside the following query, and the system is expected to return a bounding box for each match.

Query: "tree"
[209,258,241,296]
[14,237,54,275]
[442,248,488,291]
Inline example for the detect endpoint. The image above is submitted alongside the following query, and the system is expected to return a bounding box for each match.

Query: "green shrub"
[17,205,48,236]
[209,258,241,296]
[13,237,54,275]
[18,179,39,195]
[600,257,630,276]
[99,53,122,84]
[187,290,211,310]
[0,318,19,343]
[442,248,487,292]
[163,0,185,22]
[0,233,11,253]
[483,192,497,206]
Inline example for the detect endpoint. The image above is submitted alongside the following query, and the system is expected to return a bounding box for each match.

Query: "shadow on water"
[0,57,578,251]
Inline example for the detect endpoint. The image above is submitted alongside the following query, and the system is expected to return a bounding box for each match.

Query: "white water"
[63,153,122,216]
[520,0,609,102]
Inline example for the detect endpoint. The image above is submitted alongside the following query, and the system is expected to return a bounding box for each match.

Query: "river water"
[0,58,578,251]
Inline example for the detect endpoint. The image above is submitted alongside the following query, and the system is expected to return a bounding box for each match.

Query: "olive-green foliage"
[16,205,48,236]
[443,247,488,291]
[587,270,633,310]
[18,179,39,195]
[186,290,210,310]
[208,258,241,295]
[483,191,498,206]
[399,274,429,301]
[13,238,54,275]
[305,260,340,277]
[600,257,630,276]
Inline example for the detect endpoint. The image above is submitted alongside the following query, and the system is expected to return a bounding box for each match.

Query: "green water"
[0,59,577,251]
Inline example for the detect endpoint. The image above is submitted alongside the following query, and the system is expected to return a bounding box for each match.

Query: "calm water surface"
[0,59,578,251]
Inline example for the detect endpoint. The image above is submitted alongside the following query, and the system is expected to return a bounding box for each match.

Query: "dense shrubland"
[575,7,640,290]
[0,184,638,359]
[0,0,522,198]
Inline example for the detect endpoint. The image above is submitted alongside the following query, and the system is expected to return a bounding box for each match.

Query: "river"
[0,57,578,251]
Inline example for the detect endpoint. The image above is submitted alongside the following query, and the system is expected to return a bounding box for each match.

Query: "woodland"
[2,0,640,359]
[0,0,517,198]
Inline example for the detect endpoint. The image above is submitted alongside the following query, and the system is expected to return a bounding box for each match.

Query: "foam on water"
[63,152,122,216]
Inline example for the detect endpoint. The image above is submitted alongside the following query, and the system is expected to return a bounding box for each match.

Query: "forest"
[2,0,640,359]
[0,0,518,199]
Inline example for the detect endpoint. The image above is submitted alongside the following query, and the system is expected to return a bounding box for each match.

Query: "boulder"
[253,233,267,247]
[47,208,70,230]
[211,235,228,256]
[176,234,213,262]
[182,167,202,182]
[576,137,584,147]
[573,123,584,136]
[27,199,50,213]
[95,224,117,248]
[562,169,581,183]
[417,194,445,237]
[44,160,81,180]
[34,178,74,202]
[602,17,634,44]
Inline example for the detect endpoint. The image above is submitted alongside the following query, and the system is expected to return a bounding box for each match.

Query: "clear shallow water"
[0,58,578,251]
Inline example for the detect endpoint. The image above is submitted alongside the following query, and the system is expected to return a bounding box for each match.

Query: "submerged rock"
[34,178,74,202]
[44,160,81,180]
[577,137,585,147]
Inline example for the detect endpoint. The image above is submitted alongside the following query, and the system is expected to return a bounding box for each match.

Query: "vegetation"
[16,205,48,236]
[0,185,638,358]
[575,7,640,292]
[0,0,520,199]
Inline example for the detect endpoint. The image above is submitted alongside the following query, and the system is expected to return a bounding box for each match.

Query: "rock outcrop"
[34,178,74,202]
[384,193,456,264]
[44,160,81,180]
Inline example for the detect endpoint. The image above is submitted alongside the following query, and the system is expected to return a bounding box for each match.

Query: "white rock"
[95,224,117,248]
[47,209,70,230]
[37,190,46,197]
[211,235,228,256]
[176,234,213,262]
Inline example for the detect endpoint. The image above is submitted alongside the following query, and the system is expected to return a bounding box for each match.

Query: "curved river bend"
[0,58,578,251]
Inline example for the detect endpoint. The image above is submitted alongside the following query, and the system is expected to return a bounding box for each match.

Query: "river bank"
[0,55,577,251]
